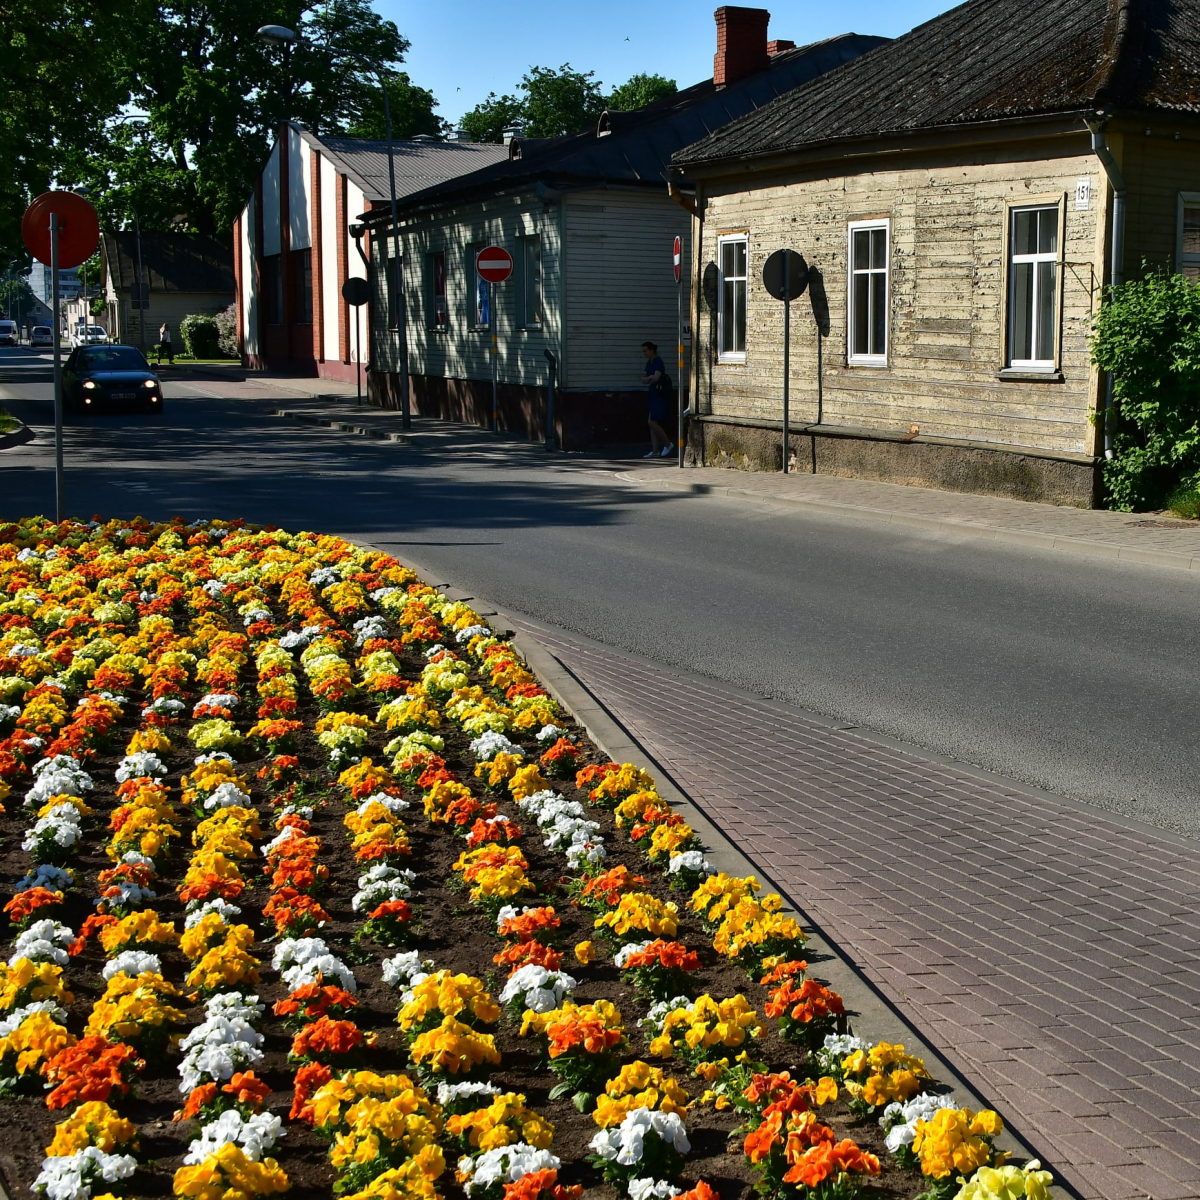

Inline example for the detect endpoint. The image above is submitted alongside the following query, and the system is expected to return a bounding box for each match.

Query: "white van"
[0,320,17,346]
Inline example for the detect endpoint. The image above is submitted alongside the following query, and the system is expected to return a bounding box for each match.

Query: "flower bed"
[0,516,1054,1200]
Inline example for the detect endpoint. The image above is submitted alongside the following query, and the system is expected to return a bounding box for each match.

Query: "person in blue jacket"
[641,341,672,458]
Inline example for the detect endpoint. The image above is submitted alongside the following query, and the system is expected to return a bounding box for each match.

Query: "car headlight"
[143,379,157,388]
[82,380,97,390]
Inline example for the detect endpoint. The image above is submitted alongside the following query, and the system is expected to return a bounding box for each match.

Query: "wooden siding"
[694,145,1105,456]
[1117,123,1200,273]
[372,192,563,389]
[563,190,691,391]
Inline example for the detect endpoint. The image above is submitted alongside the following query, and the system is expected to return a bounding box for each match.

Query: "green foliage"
[458,63,607,141]
[1,275,35,320]
[180,313,220,358]
[607,73,677,111]
[346,72,443,141]
[457,93,526,145]
[1091,268,1200,511]
[1165,481,1200,520]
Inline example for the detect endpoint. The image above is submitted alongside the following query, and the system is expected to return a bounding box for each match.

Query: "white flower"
[202,579,226,596]
[371,587,399,602]
[25,763,93,807]
[566,840,607,869]
[195,693,239,713]
[455,624,491,645]
[352,865,416,912]
[535,724,566,743]
[21,804,83,854]
[271,937,330,972]
[185,899,243,928]
[281,954,357,995]
[10,920,75,966]
[459,1145,561,1195]
[543,814,601,851]
[17,864,74,892]
[194,752,235,765]
[641,997,692,1037]
[33,1147,136,1200]
[880,1092,959,1152]
[382,951,434,990]
[614,941,653,969]
[184,1110,284,1164]
[436,1080,501,1108]
[823,1033,871,1056]
[144,697,185,716]
[103,951,162,980]
[309,566,340,587]
[177,1005,265,1094]
[498,965,577,1014]
[243,609,272,627]
[469,731,522,762]
[115,752,167,782]
[589,1109,690,1166]
[204,781,251,810]
[667,851,715,877]
[628,1181,678,1200]
[515,790,569,822]
[353,616,389,646]
[357,792,409,815]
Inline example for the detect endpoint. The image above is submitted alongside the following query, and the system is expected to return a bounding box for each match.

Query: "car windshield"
[79,347,149,371]
[86,326,105,335]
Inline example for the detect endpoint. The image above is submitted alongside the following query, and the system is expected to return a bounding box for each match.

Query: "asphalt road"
[2,344,1198,838]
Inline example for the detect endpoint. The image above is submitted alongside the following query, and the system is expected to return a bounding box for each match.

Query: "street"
[2,343,1198,837]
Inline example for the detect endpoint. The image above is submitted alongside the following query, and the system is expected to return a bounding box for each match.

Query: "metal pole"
[382,78,410,429]
[355,309,362,405]
[544,349,557,452]
[490,281,498,431]
[133,212,146,351]
[50,215,64,522]
[677,255,684,467]
[782,268,790,475]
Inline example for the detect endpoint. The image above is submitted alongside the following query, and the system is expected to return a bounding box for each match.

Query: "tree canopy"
[457,65,678,143]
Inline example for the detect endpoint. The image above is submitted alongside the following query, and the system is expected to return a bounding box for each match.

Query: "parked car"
[71,325,109,347]
[63,344,163,415]
[30,326,52,348]
[0,320,17,346]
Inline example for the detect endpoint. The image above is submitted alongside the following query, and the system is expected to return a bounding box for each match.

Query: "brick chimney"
[767,39,795,55]
[713,7,771,88]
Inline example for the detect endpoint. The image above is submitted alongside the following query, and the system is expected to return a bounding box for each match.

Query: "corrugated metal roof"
[674,0,1200,166]
[102,231,234,294]
[361,33,889,220]
[315,136,510,202]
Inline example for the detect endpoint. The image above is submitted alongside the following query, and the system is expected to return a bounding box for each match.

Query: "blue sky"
[381,0,959,127]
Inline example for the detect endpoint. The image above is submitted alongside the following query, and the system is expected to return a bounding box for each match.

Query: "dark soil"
[0,600,920,1200]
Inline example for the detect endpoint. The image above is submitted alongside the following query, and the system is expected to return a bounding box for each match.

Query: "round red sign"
[673,235,682,283]
[476,246,514,284]
[22,191,100,269]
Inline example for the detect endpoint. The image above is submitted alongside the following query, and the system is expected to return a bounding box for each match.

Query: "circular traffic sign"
[21,192,100,269]
[762,249,809,302]
[341,276,370,307]
[673,236,681,284]
[476,246,513,284]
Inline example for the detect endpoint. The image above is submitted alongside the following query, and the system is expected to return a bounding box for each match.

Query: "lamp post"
[257,24,410,428]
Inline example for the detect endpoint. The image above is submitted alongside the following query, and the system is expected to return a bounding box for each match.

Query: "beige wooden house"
[672,0,1200,506]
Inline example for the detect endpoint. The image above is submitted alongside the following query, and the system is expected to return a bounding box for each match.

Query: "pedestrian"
[158,321,174,366]
[641,341,672,458]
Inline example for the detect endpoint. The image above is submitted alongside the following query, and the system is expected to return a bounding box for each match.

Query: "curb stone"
[271,408,411,442]
[615,471,1200,576]
[345,537,1077,1200]
[0,424,34,451]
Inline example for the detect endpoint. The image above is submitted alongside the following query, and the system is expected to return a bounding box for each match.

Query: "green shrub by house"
[1091,269,1200,512]
[180,312,220,359]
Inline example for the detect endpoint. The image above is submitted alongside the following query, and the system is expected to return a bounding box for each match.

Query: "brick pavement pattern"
[517,620,1200,1200]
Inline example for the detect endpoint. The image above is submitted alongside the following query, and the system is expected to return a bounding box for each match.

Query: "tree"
[346,73,444,141]
[606,73,677,112]
[458,64,606,142]
[458,93,526,145]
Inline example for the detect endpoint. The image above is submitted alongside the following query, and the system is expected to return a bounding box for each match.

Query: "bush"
[215,304,238,358]
[1091,269,1200,511]
[180,312,220,359]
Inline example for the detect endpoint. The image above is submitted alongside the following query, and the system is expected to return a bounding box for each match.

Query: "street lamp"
[256,24,410,428]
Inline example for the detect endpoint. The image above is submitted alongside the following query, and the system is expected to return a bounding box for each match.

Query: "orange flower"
[224,1070,271,1110]
[764,978,845,1024]
[620,940,701,973]
[273,980,358,1023]
[546,1013,621,1058]
[176,1082,218,1121]
[466,816,523,847]
[289,1016,364,1062]
[502,1168,583,1200]
[671,1184,719,1200]
[743,1111,784,1163]
[43,1036,143,1110]
[3,886,63,924]
[367,898,413,923]
[289,1062,333,1122]
[580,866,647,907]
[759,960,808,987]
[69,913,119,955]
[497,906,560,942]
[263,888,330,935]
[782,1138,880,1186]
[494,940,564,973]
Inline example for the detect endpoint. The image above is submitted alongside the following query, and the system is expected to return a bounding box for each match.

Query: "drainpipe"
[1087,115,1126,460]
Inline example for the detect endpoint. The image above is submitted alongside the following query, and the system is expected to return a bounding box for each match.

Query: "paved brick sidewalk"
[513,619,1200,1200]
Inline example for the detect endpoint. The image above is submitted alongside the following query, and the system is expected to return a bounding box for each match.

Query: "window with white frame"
[848,220,889,364]
[468,244,489,328]
[520,235,542,327]
[1178,194,1200,280]
[1008,206,1059,368]
[427,251,447,330]
[717,235,747,360]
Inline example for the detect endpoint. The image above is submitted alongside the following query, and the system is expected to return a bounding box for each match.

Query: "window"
[379,247,401,330]
[263,254,283,325]
[1008,206,1058,368]
[520,235,542,327]
[848,220,888,363]
[468,245,490,328]
[1178,194,1200,280]
[293,248,312,324]
[428,252,447,330]
[717,235,747,360]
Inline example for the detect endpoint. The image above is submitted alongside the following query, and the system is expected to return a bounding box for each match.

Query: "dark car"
[63,344,163,415]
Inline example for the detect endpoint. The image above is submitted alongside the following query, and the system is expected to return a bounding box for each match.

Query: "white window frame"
[717,233,748,363]
[1006,204,1059,371]
[519,234,542,329]
[847,219,889,366]
[1177,192,1200,279]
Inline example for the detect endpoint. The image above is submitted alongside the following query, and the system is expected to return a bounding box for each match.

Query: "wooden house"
[672,0,1200,506]
[359,8,887,448]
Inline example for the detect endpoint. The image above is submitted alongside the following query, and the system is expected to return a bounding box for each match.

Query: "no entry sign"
[476,246,513,284]
[673,236,681,283]
[22,191,99,269]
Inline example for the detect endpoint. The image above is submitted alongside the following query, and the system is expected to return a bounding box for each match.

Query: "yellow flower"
[574,941,595,965]
[912,1107,1002,1179]
[409,1016,501,1075]
[955,1161,1053,1200]
[397,972,500,1032]
[46,1101,139,1156]
[594,893,679,940]
[173,1143,290,1200]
